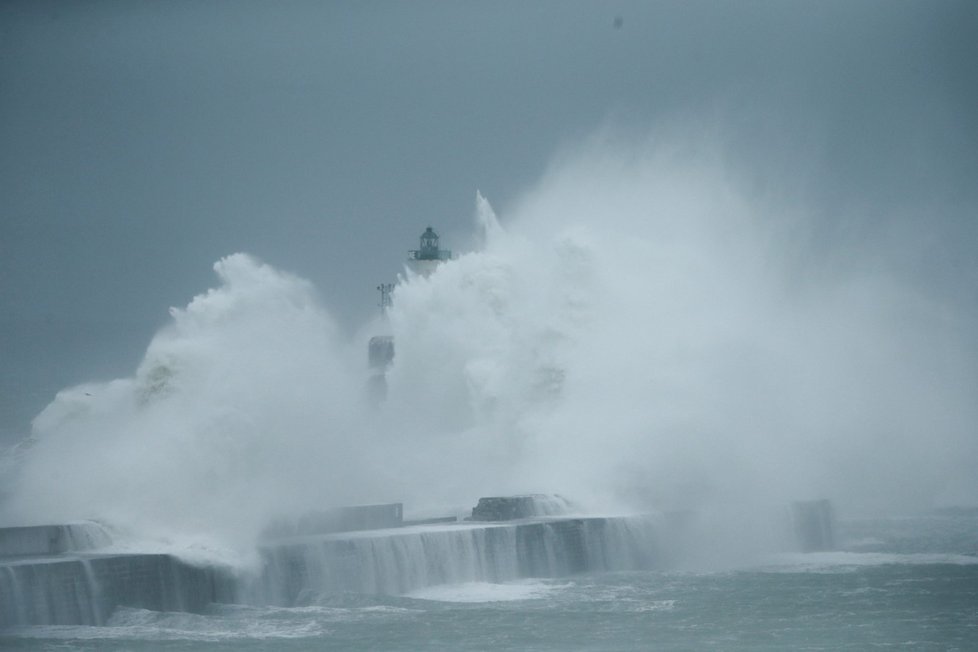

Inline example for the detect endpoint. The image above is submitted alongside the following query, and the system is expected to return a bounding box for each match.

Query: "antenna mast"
[377,283,393,313]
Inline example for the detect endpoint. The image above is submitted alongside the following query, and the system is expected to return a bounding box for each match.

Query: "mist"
[2,124,974,559]
[380,129,978,516]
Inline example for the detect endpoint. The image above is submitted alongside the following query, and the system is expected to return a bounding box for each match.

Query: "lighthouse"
[406,226,452,277]
[367,227,453,404]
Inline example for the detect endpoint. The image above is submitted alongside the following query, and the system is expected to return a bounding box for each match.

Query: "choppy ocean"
[2,511,975,651]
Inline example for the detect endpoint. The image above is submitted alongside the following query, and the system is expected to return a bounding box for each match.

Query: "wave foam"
[406,579,571,603]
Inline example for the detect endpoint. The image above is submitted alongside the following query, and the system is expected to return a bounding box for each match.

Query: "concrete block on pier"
[0,522,110,557]
[791,499,835,552]
[470,495,571,521]
[262,503,404,539]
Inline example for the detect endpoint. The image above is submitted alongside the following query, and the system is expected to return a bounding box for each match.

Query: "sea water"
[2,511,975,651]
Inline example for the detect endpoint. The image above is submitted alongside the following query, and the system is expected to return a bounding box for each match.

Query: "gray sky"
[1,0,976,442]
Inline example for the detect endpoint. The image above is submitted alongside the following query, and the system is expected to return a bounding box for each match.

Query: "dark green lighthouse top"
[410,226,452,261]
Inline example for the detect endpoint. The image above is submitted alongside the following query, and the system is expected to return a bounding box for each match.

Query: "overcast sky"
[1,0,976,442]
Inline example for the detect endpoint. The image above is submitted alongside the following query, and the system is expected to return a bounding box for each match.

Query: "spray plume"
[2,133,974,558]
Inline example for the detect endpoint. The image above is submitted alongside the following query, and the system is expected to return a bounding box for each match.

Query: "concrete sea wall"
[1,512,661,626]
[248,516,659,605]
[1,553,233,627]
[1,498,836,627]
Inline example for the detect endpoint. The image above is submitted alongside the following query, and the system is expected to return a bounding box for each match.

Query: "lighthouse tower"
[367,227,453,404]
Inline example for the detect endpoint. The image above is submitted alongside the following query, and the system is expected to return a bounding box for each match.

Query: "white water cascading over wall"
[0,514,664,625]
[246,515,661,606]
[0,554,235,627]
[0,521,236,628]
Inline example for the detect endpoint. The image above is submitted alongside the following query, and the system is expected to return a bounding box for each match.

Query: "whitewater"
[1,134,976,648]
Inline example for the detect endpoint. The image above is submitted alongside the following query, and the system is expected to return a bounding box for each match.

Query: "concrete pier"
[1,553,234,627]
[1,498,836,627]
[791,499,835,552]
[0,500,670,626]
[0,520,235,628]
[0,522,110,557]
[248,514,659,605]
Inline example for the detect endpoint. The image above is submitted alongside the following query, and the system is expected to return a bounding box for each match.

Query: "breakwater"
[1,498,834,627]
[1,552,233,627]
[247,515,658,605]
[1,510,660,626]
